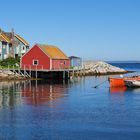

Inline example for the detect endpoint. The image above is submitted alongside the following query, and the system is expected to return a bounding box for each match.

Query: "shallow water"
[0,63,140,140]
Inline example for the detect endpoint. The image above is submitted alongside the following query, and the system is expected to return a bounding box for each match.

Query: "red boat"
[108,76,140,87]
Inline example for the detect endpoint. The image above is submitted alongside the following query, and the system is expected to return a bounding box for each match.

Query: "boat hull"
[125,80,140,87]
[109,76,140,87]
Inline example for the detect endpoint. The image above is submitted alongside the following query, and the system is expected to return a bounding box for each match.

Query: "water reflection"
[0,81,22,108]
[0,76,140,140]
[109,86,127,94]
[109,86,140,94]
[0,80,70,107]
[21,80,69,105]
[126,87,140,94]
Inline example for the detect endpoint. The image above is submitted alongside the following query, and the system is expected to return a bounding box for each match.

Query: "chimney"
[11,28,15,58]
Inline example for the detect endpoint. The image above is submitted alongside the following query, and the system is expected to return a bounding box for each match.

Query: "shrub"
[0,57,20,67]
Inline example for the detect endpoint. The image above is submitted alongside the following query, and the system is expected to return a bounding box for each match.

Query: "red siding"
[21,45,50,70]
[52,59,70,69]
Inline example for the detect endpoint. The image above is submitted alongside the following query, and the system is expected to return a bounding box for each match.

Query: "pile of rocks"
[83,61,127,75]
[0,69,25,80]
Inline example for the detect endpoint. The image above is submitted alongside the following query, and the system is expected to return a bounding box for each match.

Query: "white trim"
[50,59,52,70]
[22,44,51,59]
[0,34,10,42]
[15,35,29,46]
[21,44,36,58]
[33,59,39,65]
[21,44,52,69]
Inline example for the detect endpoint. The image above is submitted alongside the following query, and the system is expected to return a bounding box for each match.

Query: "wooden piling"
[63,71,65,80]
[35,65,38,79]
[68,71,70,79]
[29,66,31,77]
[24,65,26,77]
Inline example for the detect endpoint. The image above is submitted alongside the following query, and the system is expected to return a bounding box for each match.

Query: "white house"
[0,28,30,60]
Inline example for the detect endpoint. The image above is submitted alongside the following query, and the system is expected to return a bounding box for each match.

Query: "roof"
[3,32,12,39]
[0,29,29,46]
[69,56,81,59]
[15,34,29,46]
[37,44,69,59]
[0,34,7,42]
[0,33,11,42]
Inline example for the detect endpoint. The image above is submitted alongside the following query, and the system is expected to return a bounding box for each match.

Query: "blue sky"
[1,0,140,61]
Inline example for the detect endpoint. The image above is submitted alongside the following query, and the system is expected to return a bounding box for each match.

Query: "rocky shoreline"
[0,69,27,80]
[72,61,128,76]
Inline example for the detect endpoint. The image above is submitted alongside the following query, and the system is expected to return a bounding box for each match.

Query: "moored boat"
[124,80,140,88]
[108,76,140,87]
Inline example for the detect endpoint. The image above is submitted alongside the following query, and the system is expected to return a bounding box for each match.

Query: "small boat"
[124,80,140,88]
[108,76,140,87]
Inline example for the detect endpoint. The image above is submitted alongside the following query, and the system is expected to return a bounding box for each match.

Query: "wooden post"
[18,66,20,75]
[29,80,31,91]
[63,71,65,80]
[30,66,31,77]
[24,65,26,77]
[72,69,74,78]
[35,65,37,79]
[68,71,70,79]
[35,79,38,90]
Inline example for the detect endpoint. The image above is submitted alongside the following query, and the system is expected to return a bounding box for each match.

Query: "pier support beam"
[24,65,26,77]
[68,71,70,79]
[35,66,38,79]
[72,70,74,78]
[30,66,32,77]
[63,71,65,80]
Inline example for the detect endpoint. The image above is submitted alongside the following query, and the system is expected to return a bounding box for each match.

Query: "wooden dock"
[5,66,85,80]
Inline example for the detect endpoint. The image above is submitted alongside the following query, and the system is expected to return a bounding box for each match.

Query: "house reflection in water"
[0,80,69,107]
[21,80,69,105]
[0,81,22,107]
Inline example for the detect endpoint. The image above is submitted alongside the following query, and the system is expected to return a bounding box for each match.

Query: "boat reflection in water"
[110,86,140,94]
[0,80,70,107]
[125,87,140,94]
[109,86,127,94]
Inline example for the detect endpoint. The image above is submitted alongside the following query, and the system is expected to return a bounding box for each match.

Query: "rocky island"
[80,61,127,76]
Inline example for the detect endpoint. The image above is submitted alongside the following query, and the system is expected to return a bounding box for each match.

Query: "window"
[15,54,18,58]
[64,61,66,65]
[27,46,29,50]
[3,45,6,49]
[33,60,39,65]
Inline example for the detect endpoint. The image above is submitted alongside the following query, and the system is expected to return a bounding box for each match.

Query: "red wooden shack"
[21,44,70,70]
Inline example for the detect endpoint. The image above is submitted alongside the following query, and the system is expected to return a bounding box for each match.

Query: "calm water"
[0,63,140,140]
